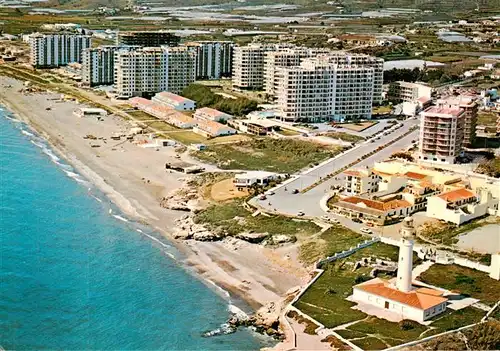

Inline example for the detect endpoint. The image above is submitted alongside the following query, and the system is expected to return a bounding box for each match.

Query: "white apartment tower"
[436,96,478,146]
[322,52,383,104]
[274,56,375,122]
[232,44,288,90]
[114,47,168,98]
[165,46,196,94]
[185,41,233,79]
[264,47,331,96]
[82,46,127,87]
[29,33,91,68]
[418,106,465,164]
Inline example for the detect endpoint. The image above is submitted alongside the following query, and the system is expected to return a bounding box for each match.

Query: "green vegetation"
[335,329,366,339]
[351,337,389,350]
[299,225,366,264]
[418,264,500,305]
[194,199,320,239]
[293,263,368,328]
[476,156,500,178]
[182,84,258,117]
[384,67,461,86]
[193,138,342,173]
[431,307,485,331]
[286,310,319,335]
[165,131,207,145]
[322,132,365,143]
[347,316,428,347]
[277,128,300,136]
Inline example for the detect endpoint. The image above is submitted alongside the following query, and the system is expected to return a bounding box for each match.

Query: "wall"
[317,238,380,268]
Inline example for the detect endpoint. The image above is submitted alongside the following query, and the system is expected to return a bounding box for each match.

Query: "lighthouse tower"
[396,217,416,293]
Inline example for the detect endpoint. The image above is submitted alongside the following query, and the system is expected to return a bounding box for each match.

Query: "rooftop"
[155,92,194,104]
[422,106,464,117]
[196,119,235,133]
[344,169,370,177]
[195,107,230,118]
[341,196,411,212]
[437,188,476,202]
[404,171,428,181]
[355,278,447,310]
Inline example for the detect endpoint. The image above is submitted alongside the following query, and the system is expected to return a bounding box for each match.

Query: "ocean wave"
[21,130,35,138]
[206,279,231,300]
[4,115,22,123]
[202,323,235,338]
[112,215,129,222]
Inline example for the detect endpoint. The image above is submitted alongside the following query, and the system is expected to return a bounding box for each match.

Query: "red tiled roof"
[404,172,427,180]
[438,188,475,203]
[156,92,192,104]
[356,278,447,310]
[344,170,365,177]
[341,196,412,211]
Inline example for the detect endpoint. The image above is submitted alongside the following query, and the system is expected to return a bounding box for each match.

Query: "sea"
[0,106,268,350]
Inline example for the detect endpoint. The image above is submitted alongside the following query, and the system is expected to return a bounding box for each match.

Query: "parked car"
[259,195,267,200]
[267,191,275,196]
[352,218,362,223]
[292,189,299,194]
[361,227,372,234]
[297,211,305,217]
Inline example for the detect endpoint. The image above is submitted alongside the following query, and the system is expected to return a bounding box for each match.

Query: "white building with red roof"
[352,218,448,323]
[152,92,196,111]
[194,107,233,123]
[426,187,499,225]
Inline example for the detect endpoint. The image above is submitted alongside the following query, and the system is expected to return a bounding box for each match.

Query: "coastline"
[0,77,310,330]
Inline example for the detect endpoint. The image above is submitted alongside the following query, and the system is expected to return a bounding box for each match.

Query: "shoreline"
[0,98,255,310]
[0,77,311,344]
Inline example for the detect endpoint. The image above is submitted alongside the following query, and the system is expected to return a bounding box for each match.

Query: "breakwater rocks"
[226,301,285,340]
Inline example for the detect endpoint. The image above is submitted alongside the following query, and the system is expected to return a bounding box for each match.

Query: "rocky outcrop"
[173,215,225,242]
[235,232,269,244]
[262,234,297,246]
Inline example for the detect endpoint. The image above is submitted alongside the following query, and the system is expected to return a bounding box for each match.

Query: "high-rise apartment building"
[114,47,168,99]
[114,46,196,98]
[232,44,290,90]
[263,47,331,96]
[185,41,233,79]
[29,33,91,68]
[274,56,375,122]
[82,46,132,86]
[322,52,384,104]
[165,46,196,94]
[116,31,180,47]
[389,81,433,102]
[418,106,465,164]
[436,96,478,146]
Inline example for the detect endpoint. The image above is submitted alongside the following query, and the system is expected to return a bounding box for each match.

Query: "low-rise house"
[152,92,196,111]
[129,97,154,110]
[193,119,237,138]
[344,169,380,195]
[426,188,499,225]
[231,118,280,135]
[331,195,416,225]
[194,107,233,122]
[167,113,197,129]
[234,171,281,189]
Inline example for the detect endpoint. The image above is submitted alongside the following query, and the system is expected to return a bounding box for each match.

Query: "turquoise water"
[0,107,266,350]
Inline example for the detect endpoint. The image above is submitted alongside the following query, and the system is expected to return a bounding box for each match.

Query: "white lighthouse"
[396,217,416,293]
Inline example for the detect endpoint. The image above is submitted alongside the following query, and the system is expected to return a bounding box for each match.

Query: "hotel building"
[185,41,234,79]
[418,106,465,164]
[29,33,92,68]
[389,81,433,103]
[165,46,196,94]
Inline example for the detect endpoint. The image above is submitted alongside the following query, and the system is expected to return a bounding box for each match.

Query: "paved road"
[250,119,419,222]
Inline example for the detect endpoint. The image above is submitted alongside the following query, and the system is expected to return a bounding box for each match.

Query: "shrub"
[399,319,420,331]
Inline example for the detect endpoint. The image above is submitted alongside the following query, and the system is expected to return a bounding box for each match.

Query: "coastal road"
[249,119,419,220]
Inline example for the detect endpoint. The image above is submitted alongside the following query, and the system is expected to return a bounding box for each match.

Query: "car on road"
[267,191,275,196]
[259,195,267,200]
[352,217,362,223]
[292,189,299,194]
[297,211,305,217]
[360,227,372,234]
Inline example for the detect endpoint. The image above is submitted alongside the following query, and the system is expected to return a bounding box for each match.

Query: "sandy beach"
[0,77,310,320]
